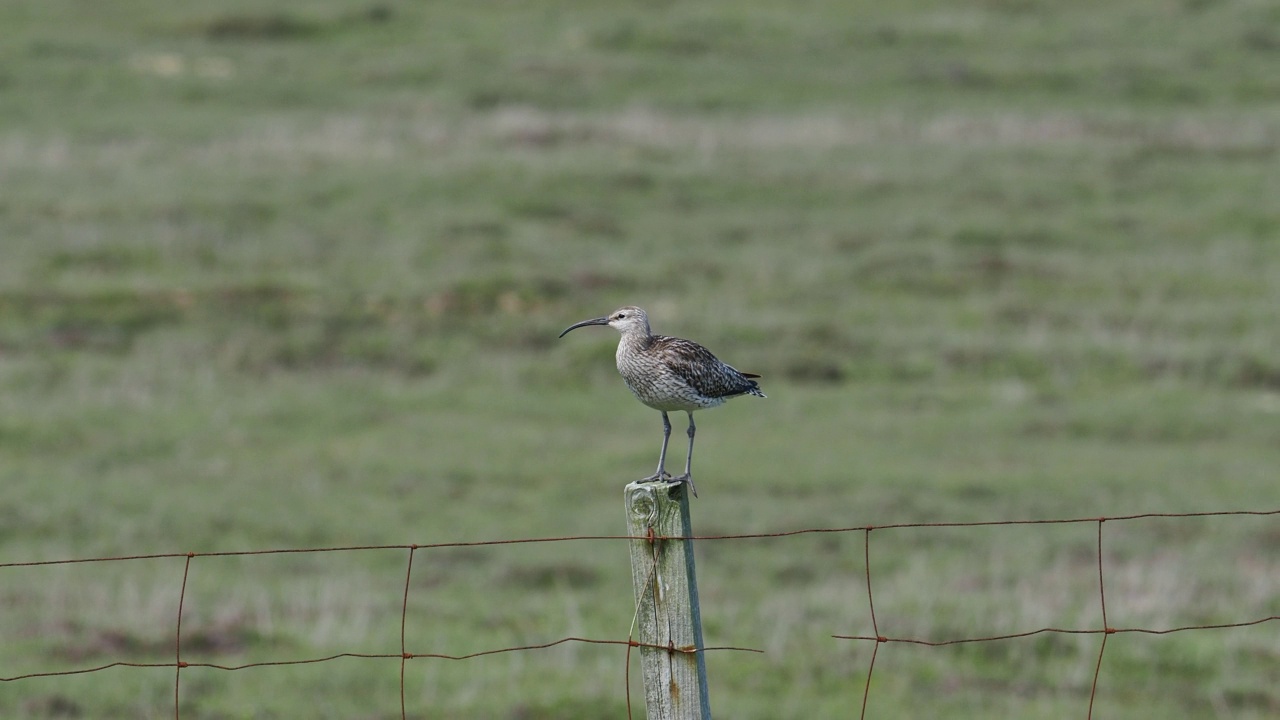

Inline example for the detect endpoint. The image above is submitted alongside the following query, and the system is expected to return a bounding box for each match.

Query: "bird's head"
[558,305,651,338]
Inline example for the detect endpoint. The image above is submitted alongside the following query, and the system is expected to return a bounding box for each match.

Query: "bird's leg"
[640,412,674,483]
[670,411,699,498]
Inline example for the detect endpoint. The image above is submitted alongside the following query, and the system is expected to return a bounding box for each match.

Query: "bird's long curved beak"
[558,316,610,338]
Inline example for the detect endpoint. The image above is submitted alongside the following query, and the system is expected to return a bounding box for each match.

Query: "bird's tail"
[732,370,765,398]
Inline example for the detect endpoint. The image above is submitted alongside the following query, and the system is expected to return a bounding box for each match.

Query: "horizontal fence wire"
[1,508,1277,719]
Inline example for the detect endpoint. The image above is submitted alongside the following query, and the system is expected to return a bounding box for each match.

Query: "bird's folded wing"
[651,335,758,399]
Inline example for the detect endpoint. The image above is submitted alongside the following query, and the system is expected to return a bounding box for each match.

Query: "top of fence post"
[624,480,711,720]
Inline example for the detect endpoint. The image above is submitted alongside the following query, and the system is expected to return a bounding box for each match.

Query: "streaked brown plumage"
[559,306,765,496]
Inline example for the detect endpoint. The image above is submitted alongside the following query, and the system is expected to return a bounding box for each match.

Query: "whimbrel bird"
[559,306,765,497]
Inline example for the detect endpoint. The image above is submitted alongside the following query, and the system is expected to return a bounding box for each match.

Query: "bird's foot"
[639,470,673,484]
[669,473,699,499]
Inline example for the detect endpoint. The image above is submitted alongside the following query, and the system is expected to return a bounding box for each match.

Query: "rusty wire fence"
[2,508,1278,718]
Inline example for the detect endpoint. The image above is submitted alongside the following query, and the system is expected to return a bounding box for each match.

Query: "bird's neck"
[618,330,654,353]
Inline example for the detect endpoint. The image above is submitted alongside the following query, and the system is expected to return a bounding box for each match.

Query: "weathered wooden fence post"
[624,480,711,720]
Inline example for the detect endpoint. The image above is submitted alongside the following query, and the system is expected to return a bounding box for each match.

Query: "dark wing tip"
[741,372,761,379]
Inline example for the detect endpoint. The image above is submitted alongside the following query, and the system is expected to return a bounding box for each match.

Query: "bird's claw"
[638,471,697,498]
[669,473,699,499]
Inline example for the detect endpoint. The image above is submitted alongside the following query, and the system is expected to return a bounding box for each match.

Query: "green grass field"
[2,0,1279,717]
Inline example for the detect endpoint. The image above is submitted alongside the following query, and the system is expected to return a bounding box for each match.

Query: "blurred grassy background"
[1,0,1278,717]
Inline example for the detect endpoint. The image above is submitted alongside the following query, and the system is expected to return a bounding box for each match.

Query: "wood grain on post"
[624,481,711,720]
